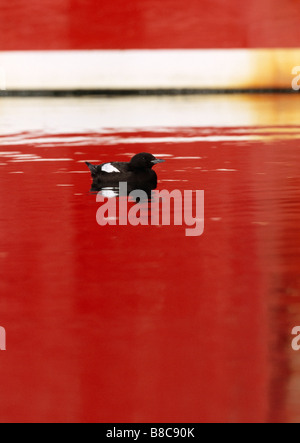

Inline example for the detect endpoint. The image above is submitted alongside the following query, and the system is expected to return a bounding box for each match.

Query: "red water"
[0,102,300,423]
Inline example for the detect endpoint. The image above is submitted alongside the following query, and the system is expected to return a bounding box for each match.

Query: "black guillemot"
[86,153,165,191]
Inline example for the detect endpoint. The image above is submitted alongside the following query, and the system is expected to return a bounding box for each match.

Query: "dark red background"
[0,0,300,50]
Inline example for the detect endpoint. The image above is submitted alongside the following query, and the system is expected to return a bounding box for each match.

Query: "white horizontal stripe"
[0,49,298,89]
[0,95,299,135]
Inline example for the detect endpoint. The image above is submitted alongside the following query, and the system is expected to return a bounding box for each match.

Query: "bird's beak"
[151,159,165,164]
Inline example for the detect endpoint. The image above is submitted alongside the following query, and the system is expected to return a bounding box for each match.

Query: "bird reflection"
[90,182,156,202]
[91,182,159,226]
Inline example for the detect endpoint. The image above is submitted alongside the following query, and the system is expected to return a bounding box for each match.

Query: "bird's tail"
[85,162,98,175]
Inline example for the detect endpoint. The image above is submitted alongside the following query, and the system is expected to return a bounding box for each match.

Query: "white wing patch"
[101,163,120,173]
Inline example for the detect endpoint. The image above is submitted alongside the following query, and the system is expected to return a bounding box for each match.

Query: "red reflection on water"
[1,0,300,50]
[0,130,299,423]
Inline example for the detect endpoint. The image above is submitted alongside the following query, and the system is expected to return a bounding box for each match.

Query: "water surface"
[0,95,300,423]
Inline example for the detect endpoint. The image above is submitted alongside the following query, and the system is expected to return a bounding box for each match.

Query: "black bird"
[86,152,165,191]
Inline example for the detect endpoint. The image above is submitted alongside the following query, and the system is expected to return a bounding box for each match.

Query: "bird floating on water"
[86,152,165,192]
